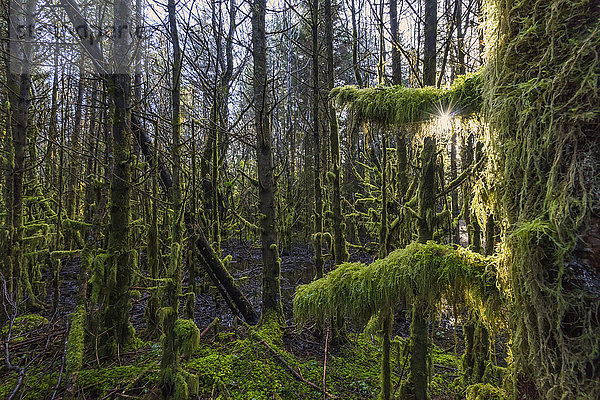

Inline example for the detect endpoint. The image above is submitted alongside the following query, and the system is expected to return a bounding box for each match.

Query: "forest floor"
[0,241,507,399]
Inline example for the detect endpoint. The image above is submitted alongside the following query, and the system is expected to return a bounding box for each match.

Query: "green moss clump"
[90,252,109,304]
[1,314,49,340]
[174,318,200,358]
[482,0,600,396]
[466,383,505,400]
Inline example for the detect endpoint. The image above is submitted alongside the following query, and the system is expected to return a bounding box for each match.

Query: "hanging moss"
[293,242,502,328]
[330,72,482,127]
[482,0,600,397]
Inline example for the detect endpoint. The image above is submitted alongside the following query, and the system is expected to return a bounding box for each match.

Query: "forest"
[0,0,598,398]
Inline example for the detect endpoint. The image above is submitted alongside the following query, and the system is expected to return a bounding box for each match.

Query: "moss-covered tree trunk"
[485,1,600,397]
[379,134,389,259]
[104,0,135,346]
[450,130,460,244]
[252,0,283,322]
[404,136,437,400]
[381,306,393,400]
[311,0,324,279]
[145,123,160,332]
[325,0,347,266]
[104,71,134,351]
[3,0,35,311]
[161,0,184,395]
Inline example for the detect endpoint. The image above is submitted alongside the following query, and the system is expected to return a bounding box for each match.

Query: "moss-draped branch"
[330,72,482,127]
[293,242,502,327]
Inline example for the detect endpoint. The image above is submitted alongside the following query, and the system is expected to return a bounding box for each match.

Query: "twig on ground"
[323,325,329,400]
[51,320,69,400]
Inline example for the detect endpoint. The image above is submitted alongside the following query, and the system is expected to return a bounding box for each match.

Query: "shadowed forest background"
[1,0,599,399]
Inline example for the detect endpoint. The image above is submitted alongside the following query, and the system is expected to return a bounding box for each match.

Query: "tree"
[325,0,347,265]
[390,0,402,85]
[423,0,437,86]
[311,0,324,279]
[252,0,283,322]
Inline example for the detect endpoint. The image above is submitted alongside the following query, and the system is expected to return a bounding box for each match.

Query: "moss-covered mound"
[294,242,501,327]
[330,72,482,127]
[483,0,600,397]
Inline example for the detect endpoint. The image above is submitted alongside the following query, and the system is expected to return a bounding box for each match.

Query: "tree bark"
[390,0,402,85]
[423,0,437,86]
[252,0,283,321]
[325,0,347,265]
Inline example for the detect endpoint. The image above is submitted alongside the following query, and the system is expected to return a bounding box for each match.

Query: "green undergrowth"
[0,348,161,400]
[0,317,503,399]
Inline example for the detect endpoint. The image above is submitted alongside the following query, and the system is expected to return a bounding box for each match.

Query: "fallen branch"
[200,317,220,338]
[322,326,330,400]
[255,335,338,399]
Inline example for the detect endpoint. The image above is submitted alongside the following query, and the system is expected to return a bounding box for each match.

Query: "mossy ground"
[0,313,494,399]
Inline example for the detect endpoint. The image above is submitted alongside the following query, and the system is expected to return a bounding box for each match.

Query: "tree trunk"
[325,0,347,265]
[350,0,363,87]
[161,0,185,395]
[390,0,402,85]
[252,0,283,321]
[423,0,437,86]
[311,0,324,279]
[404,137,437,399]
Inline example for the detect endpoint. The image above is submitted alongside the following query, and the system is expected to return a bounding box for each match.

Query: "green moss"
[294,242,501,327]
[66,305,86,374]
[1,314,49,340]
[331,72,482,127]
[479,0,600,396]
[466,383,505,400]
[174,318,200,358]
[90,252,109,304]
